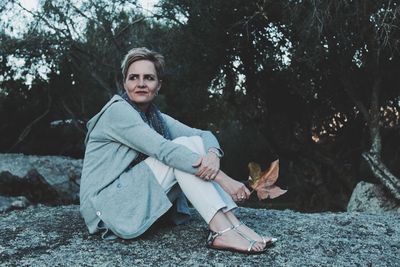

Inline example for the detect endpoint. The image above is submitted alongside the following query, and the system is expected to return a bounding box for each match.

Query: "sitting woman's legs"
[147,136,237,223]
[145,136,268,252]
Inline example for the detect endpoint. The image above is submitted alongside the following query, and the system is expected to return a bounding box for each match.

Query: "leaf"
[247,159,287,200]
[248,160,279,190]
[248,162,261,181]
[256,185,288,200]
[257,159,279,188]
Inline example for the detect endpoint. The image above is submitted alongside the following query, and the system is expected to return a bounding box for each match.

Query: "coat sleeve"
[162,113,224,157]
[100,101,200,174]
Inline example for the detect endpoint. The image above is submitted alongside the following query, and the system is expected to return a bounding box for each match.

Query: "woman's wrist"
[209,169,220,181]
[213,173,221,183]
[207,148,223,158]
[207,151,220,160]
[213,170,226,183]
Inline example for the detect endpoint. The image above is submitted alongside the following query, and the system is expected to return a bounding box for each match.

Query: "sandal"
[233,222,277,247]
[206,225,270,255]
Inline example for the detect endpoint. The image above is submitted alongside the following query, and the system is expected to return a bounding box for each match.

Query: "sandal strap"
[232,222,253,242]
[207,225,235,245]
[232,226,258,252]
[232,222,244,230]
[218,225,235,235]
[232,227,265,252]
[247,240,257,252]
[233,227,253,242]
[234,222,275,245]
[206,224,272,253]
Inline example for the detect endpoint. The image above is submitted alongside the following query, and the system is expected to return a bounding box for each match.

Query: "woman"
[80,47,276,254]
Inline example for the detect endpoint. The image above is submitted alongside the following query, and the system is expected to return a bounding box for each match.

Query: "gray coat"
[79,95,222,239]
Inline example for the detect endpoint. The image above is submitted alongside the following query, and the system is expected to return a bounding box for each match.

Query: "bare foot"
[210,227,266,252]
[234,223,274,244]
[224,212,275,244]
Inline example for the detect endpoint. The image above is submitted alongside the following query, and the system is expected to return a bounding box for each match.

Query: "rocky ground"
[1,153,399,266]
[1,205,399,267]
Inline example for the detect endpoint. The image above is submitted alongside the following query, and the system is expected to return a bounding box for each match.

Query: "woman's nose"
[138,78,146,87]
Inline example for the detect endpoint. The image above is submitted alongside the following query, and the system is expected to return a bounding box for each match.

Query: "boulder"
[0,153,82,204]
[347,181,400,213]
[0,195,31,213]
[0,205,399,266]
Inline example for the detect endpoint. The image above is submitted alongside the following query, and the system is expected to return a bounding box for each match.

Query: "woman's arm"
[163,113,223,180]
[162,114,224,157]
[162,113,251,200]
[99,101,201,175]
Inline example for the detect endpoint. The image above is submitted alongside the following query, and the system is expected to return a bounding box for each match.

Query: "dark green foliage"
[0,0,399,211]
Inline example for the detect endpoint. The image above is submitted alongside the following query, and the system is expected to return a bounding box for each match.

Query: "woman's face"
[124,59,161,110]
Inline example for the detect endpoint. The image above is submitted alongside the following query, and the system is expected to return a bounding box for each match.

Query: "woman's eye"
[145,76,155,80]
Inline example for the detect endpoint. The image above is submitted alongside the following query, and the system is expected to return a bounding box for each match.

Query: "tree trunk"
[342,55,400,200]
[363,66,400,200]
[369,69,382,155]
[362,152,400,201]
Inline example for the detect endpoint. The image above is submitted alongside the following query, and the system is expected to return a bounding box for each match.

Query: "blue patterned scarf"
[122,92,171,169]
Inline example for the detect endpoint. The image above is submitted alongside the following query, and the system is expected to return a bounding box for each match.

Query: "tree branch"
[362,152,400,201]
[8,93,52,152]
[340,77,370,124]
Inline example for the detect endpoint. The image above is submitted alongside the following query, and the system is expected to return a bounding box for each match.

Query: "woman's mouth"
[135,91,148,95]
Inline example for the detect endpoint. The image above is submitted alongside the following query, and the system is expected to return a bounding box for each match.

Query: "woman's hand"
[192,152,220,181]
[215,175,251,202]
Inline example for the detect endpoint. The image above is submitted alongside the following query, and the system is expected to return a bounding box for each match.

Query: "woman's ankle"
[208,211,233,232]
[224,211,240,226]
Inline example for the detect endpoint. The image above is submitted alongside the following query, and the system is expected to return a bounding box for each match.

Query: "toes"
[252,241,264,251]
[264,237,275,244]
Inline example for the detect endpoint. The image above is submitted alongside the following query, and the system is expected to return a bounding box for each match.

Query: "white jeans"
[144,136,237,224]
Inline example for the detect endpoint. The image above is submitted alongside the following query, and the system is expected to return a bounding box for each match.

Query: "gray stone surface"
[347,181,400,213]
[0,153,81,203]
[0,196,30,213]
[1,205,399,267]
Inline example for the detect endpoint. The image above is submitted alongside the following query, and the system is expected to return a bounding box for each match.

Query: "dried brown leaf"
[247,159,287,200]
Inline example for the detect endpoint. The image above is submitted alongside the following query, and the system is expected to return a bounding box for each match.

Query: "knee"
[172,136,204,154]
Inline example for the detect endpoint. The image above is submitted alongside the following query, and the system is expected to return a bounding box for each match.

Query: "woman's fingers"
[234,184,250,201]
[202,165,217,178]
[197,166,211,179]
[211,169,220,180]
[232,195,239,202]
[207,167,220,180]
[244,186,251,198]
[236,194,245,202]
[239,184,250,199]
[195,154,220,180]
[197,165,210,178]
[201,169,216,180]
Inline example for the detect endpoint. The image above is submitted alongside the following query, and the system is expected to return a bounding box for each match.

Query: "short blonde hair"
[121,47,165,82]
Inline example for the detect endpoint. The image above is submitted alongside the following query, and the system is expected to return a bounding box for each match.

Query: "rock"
[347,181,400,213]
[0,206,399,266]
[0,196,31,213]
[0,153,82,204]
